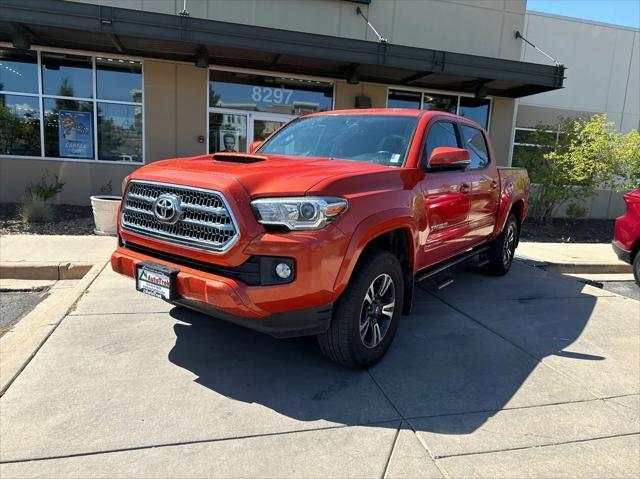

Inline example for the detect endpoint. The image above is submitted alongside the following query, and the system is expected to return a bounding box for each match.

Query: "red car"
[112,109,529,367]
[613,189,640,285]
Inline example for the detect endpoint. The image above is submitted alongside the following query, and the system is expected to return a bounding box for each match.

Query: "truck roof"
[304,108,485,130]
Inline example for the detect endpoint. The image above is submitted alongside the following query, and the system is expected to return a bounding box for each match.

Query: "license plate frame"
[136,261,179,300]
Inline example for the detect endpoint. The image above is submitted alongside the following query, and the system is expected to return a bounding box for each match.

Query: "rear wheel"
[483,213,518,276]
[317,251,404,368]
[633,253,640,286]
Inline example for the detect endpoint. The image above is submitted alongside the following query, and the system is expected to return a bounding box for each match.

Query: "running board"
[415,246,489,283]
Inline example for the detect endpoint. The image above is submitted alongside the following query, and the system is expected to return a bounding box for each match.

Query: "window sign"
[210,71,333,115]
[58,110,93,158]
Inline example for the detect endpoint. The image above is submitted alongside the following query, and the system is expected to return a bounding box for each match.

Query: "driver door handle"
[460,183,471,194]
[491,180,498,189]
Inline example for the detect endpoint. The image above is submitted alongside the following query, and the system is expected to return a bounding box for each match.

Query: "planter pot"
[90,195,121,236]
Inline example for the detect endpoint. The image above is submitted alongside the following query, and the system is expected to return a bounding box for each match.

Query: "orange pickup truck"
[112,109,529,367]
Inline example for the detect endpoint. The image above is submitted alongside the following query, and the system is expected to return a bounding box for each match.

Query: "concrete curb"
[0,260,109,396]
[516,255,633,274]
[0,262,94,280]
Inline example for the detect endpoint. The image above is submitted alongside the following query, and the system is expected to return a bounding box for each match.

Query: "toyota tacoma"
[112,109,529,367]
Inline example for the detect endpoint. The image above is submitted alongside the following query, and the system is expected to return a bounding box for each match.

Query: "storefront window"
[422,93,457,113]
[0,48,144,163]
[0,49,38,94]
[96,58,142,102]
[209,71,333,115]
[42,53,93,99]
[459,97,490,129]
[44,98,94,159]
[0,94,40,156]
[98,103,142,162]
[387,89,421,109]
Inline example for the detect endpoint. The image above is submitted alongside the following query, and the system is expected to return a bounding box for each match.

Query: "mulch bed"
[520,218,614,244]
[0,202,615,242]
[0,203,95,235]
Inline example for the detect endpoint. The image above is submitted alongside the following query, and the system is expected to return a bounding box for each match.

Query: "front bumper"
[111,224,349,336]
[612,240,631,264]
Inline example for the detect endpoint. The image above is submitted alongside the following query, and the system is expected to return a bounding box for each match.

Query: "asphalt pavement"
[0,290,48,336]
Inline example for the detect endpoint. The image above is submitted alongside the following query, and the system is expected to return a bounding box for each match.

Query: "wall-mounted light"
[195,46,209,69]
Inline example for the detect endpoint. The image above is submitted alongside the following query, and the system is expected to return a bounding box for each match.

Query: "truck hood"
[130,153,392,197]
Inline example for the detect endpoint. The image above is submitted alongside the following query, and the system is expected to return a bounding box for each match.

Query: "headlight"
[251,197,348,230]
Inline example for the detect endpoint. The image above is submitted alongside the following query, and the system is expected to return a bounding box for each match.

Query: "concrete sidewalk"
[0,235,116,280]
[1,260,638,478]
[517,242,632,274]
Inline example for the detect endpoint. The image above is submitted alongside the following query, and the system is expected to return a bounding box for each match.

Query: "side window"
[461,125,490,170]
[425,121,459,162]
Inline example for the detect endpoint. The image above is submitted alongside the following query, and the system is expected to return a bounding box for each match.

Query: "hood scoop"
[212,153,267,164]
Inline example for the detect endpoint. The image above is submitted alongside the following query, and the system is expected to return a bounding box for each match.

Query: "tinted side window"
[461,125,489,170]
[425,121,459,161]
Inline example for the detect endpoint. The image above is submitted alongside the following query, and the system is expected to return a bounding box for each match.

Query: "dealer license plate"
[136,262,179,300]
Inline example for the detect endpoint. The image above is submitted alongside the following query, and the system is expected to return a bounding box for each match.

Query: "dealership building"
[0,0,637,216]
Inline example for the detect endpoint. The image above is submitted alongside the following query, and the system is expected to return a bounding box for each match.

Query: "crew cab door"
[458,123,500,244]
[417,119,474,269]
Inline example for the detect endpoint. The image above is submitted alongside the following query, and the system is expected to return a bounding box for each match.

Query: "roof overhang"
[0,0,565,98]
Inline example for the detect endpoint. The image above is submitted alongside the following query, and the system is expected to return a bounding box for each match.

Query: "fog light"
[275,262,292,279]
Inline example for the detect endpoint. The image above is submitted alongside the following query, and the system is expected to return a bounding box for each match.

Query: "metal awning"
[0,0,565,98]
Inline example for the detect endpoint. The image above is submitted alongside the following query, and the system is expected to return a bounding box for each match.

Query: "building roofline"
[526,10,640,33]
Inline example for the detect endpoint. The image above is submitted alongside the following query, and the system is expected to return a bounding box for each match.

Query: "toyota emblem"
[153,194,182,224]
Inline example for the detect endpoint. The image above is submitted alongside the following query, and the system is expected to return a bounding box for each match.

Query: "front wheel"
[483,213,519,276]
[317,251,404,368]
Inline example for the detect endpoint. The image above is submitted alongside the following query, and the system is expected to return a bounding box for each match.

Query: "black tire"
[483,213,518,276]
[633,253,640,286]
[317,251,404,368]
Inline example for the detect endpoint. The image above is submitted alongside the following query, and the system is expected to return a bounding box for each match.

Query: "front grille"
[121,181,239,252]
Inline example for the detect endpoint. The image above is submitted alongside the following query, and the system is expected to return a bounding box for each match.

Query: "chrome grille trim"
[121,180,240,253]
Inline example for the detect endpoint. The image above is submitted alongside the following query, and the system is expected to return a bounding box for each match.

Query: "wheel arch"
[334,212,417,316]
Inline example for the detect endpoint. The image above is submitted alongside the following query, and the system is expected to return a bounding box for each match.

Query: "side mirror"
[428,147,470,170]
[249,140,263,154]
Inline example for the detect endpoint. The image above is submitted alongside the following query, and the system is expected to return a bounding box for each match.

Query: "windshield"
[258,114,419,167]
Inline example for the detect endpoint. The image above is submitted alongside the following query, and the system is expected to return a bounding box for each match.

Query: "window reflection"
[0,94,40,156]
[459,97,490,129]
[422,93,457,113]
[388,90,421,109]
[98,103,142,162]
[96,58,142,102]
[42,53,93,99]
[0,49,38,94]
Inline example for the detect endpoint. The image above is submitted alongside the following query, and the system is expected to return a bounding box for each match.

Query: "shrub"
[566,203,587,219]
[25,171,65,202]
[19,195,54,224]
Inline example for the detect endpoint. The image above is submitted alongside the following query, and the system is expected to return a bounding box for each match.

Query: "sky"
[527,0,640,29]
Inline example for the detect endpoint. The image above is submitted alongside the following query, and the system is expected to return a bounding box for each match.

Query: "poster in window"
[219,129,240,153]
[58,110,93,158]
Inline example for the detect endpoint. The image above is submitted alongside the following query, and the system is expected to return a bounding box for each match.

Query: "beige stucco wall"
[488,97,517,167]
[69,0,526,60]
[334,80,387,109]
[0,60,207,205]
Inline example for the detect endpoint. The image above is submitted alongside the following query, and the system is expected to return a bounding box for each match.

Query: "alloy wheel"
[359,273,395,349]
[503,223,516,266]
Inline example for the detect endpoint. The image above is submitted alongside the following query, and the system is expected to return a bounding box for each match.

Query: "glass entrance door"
[252,112,292,143]
[209,109,292,153]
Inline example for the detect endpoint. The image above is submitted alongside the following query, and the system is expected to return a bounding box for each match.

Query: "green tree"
[513,115,638,219]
